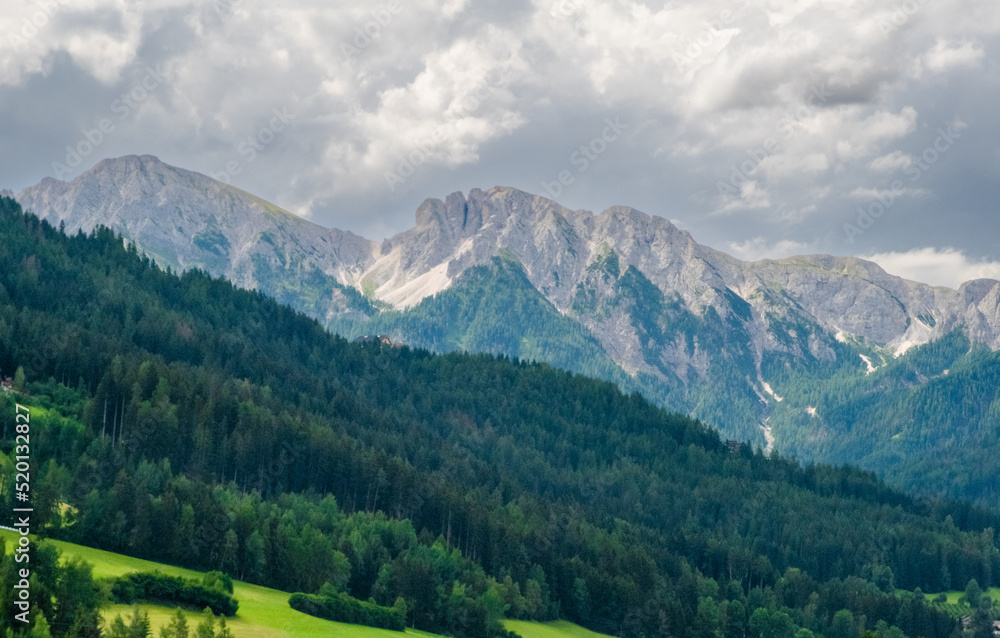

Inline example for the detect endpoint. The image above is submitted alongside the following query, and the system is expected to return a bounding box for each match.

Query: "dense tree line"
[1,538,103,638]
[767,328,1000,505]
[331,251,793,444]
[101,607,235,638]
[328,257,670,416]
[0,196,995,638]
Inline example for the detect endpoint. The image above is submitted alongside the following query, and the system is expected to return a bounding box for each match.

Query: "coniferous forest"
[2,195,1000,638]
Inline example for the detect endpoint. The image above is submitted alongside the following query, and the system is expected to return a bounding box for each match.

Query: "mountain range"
[5,191,996,638]
[13,154,1000,501]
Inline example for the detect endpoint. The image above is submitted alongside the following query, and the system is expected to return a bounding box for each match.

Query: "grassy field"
[1,530,613,638]
[903,587,1000,619]
[504,620,614,638]
[0,529,435,638]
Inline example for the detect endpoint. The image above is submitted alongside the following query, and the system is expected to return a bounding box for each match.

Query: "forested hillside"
[1,195,999,638]
[767,330,1000,503]
[328,256,675,410]
[21,159,1000,506]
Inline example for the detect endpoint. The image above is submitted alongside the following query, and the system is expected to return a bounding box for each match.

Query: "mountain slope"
[15,155,377,322]
[364,186,1000,354]
[761,329,1000,501]
[13,156,1000,484]
[0,530,421,638]
[344,186,1000,444]
[2,194,998,638]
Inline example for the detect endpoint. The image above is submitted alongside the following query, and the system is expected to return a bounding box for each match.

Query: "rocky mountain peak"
[413,188,488,238]
[961,278,1000,302]
[12,157,1000,464]
[15,156,1000,354]
[15,155,376,313]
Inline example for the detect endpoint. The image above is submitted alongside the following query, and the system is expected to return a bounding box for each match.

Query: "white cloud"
[847,186,928,200]
[728,237,813,262]
[869,151,912,172]
[862,247,1000,289]
[1,0,999,247]
[923,38,985,73]
[354,28,526,172]
[834,107,918,161]
[714,180,772,214]
[0,0,149,85]
[758,152,829,179]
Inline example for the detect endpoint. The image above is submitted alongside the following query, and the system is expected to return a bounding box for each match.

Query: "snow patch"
[893,339,920,357]
[751,384,768,404]
[859,354,877,374]
[378,261,453,309]
[760,419,775,453]
[761,381,783,402]
[890,318,934,357]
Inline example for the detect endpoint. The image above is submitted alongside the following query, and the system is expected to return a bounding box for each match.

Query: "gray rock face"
[16,155,377,322]
[17,156,1000,351]
[15,158,1000,435]
[725,254,1000,354]
[369,186,1000,354]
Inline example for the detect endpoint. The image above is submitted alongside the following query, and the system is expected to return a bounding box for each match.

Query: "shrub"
[288,592,405,631]
[203,571,235,595]
[111,572,239,616]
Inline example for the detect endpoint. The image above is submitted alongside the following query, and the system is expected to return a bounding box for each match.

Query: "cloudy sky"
[2,0,999,287]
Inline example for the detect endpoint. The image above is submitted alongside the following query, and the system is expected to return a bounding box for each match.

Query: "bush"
[288,592,405,631]
[203,571,235,595]
[111,572,239,616]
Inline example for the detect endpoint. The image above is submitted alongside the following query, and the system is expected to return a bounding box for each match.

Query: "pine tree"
[128,607,151,638]
[195,608,215,638]
[215,617,233,638]
[28,612,52,638]
[164,609,189,638]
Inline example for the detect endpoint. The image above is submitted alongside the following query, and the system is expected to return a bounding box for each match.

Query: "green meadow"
[0,530,612,638]
[504,620,615,638]
[895,586,1000,618]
